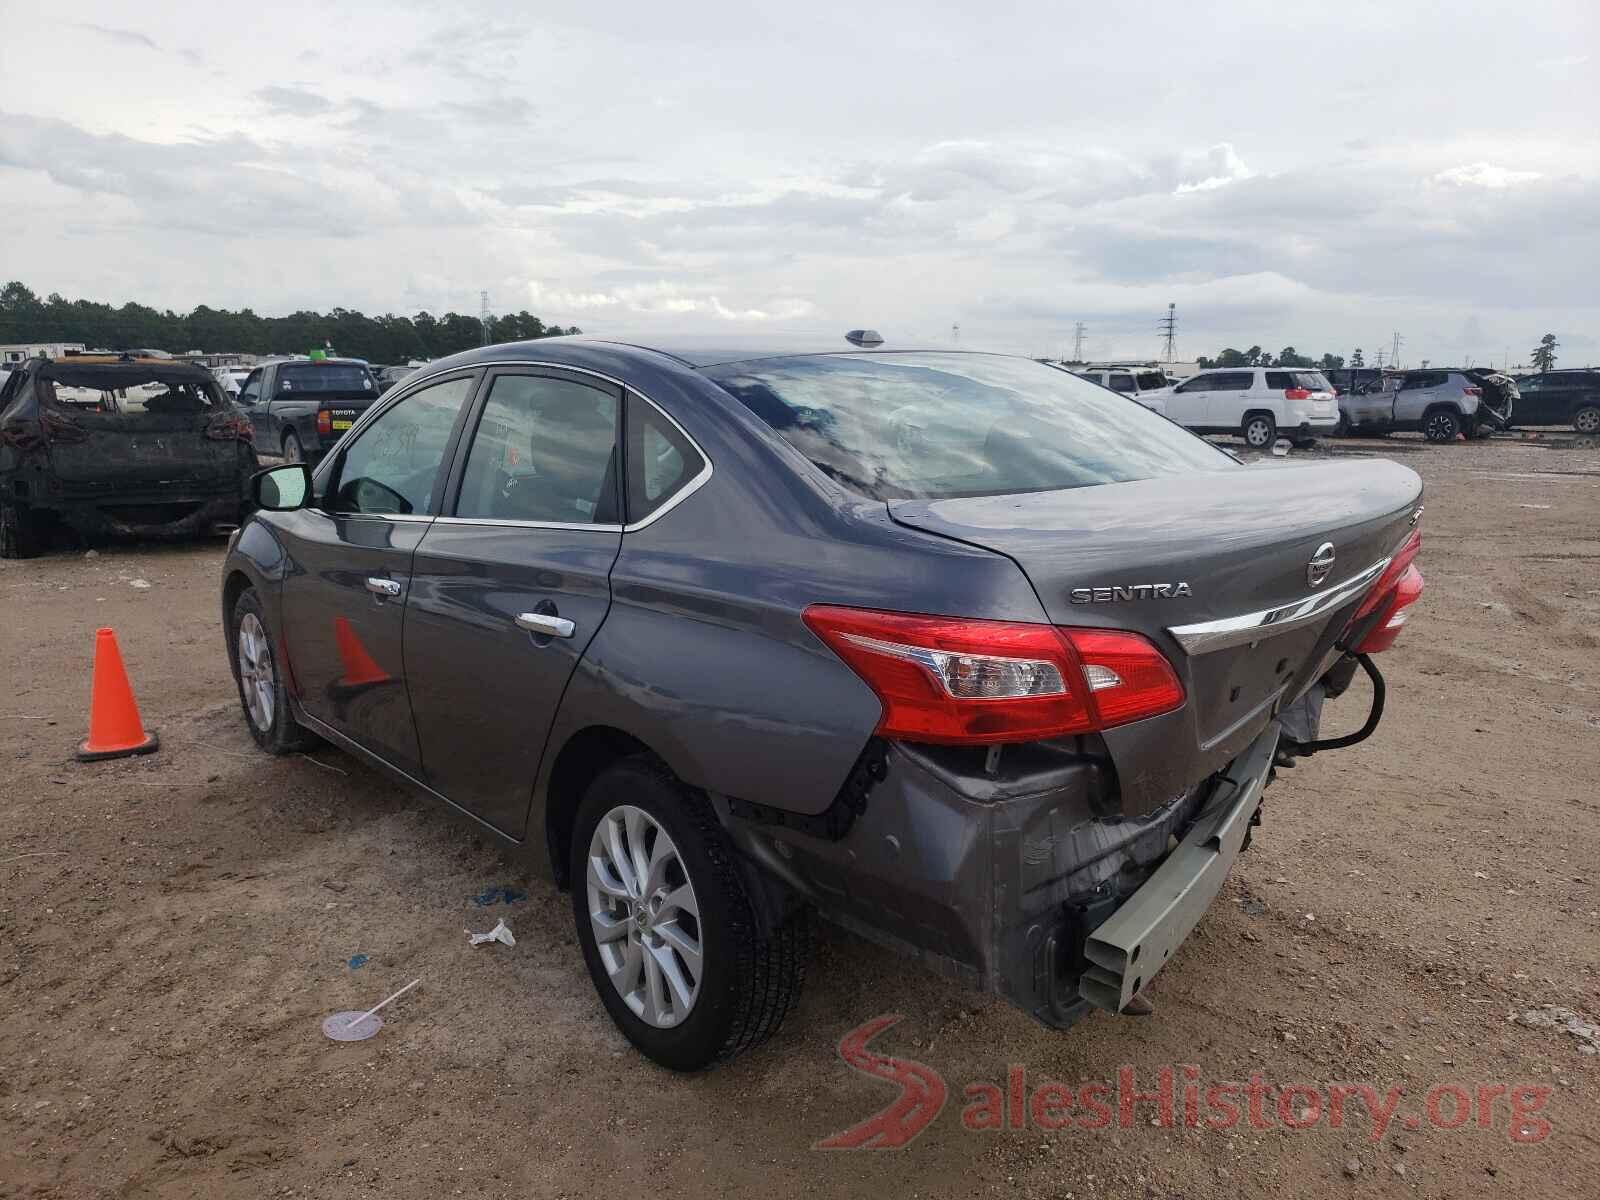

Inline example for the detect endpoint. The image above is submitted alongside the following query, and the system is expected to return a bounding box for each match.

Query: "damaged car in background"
[1340,367,1517,442]
[0,354,256,558]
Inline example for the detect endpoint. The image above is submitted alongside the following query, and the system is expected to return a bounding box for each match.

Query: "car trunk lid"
[889,458,1423,811]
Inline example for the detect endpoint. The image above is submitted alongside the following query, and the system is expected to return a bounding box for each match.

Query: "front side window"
[331,374,476,515]
[705,352,1232,502]
[1207,373,1253,392]
[454,374,619,524]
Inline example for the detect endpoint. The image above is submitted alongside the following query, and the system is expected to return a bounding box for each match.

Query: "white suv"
[1163,368,1338,448]
[1073,367,1170,415]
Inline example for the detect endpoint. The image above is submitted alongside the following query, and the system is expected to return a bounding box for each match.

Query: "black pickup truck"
[236,358,381,464]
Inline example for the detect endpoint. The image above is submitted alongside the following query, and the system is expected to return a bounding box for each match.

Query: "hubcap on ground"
[236,611,275,730]
[586,804,703,1028]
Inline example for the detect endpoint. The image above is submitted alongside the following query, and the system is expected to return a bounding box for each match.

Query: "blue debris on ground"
[347,953,369,970]
[471,884,528,907]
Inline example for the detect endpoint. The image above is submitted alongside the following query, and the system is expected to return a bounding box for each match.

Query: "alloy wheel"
[1425,412,1457,442]
[1245,418,1272,448]
[585,804,703,1029]
[1576,408,1600,435]
[236,611,276,731]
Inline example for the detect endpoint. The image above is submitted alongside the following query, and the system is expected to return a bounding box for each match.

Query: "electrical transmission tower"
[480,290,492,346]
[1072,322,1086,361]
[1158,303,1177,362]
[1390,331,1403,369]
[952,322,960,345]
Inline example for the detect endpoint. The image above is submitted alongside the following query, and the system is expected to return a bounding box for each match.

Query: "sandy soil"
[2,436,1597,1199]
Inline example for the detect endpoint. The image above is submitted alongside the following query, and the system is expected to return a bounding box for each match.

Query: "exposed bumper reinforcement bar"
[1079,720,1281,1013]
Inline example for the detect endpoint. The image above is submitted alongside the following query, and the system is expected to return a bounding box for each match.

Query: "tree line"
[0,282,581,365]
[1199,334,1562,374]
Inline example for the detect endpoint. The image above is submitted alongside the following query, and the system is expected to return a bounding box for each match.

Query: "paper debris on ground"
[468,918,516,947]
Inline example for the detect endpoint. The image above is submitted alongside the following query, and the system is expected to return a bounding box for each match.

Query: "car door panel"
[403,367,625,839]
[278,511,431,773]
[1164,379,1210,429]
[273,370,483,772]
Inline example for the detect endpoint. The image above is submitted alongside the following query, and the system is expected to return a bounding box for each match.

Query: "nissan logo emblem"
[1307,542,1336,588]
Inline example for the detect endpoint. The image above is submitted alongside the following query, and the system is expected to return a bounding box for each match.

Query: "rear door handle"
[365,577,402,597]
[516,612,575,638]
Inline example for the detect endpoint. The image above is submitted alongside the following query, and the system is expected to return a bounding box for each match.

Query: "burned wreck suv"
[1,355,256,557]
[222,334,1425,1070]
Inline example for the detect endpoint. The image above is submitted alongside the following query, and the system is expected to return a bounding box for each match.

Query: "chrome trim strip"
[1167,557,1390,655]
[434,515,622,533]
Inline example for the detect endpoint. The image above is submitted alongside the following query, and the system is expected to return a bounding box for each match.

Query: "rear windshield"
[704,352,1233,501]
[278,363,377,393]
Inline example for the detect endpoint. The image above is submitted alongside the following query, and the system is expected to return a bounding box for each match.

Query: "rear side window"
[625,393,705,524]
[454,374,619,525]
[1265,371,1293,390]
[704,352,1232,502]
[1136,372,1167,390]
[1107,373,1136,392]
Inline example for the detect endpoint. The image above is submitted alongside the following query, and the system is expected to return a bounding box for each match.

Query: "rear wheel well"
[545,726,657,889]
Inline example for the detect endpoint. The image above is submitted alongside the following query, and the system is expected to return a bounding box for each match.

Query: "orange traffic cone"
[333,616,391,687]
[77,628,160,761]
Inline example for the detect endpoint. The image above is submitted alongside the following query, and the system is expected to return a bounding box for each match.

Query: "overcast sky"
[1,2,1596,366]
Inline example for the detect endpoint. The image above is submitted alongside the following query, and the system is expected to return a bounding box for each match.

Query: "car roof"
[560,332,960,368]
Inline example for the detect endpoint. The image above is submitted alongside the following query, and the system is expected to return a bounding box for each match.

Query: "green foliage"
[1319,352,1345,371]
[0,281,581,363]
[1530,333,1558,373]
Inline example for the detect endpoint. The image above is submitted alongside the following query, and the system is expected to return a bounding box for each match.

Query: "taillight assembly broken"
[802,606,1185,745]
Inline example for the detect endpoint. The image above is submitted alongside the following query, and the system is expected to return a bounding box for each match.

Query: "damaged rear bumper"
[1078,722,1278,1012]
[46,490,244,539]
[722,719,1284,1032]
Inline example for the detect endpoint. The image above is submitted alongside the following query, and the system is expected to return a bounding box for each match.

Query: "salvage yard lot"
[2,438,1597,1199]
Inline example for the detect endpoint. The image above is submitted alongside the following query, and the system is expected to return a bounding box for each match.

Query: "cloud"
[75,23,160,51]
[254,85,335,118]
[1431,162,1544,189]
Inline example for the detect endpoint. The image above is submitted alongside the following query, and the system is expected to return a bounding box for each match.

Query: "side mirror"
[252,463,312,511]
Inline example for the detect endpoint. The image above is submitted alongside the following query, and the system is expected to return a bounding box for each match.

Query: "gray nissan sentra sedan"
[222,331,1425,1070]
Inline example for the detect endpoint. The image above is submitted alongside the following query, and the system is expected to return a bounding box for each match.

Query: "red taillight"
[802,606,1185,745]
[1354,565,1423,653]
[1353,528,1421,621]
[206,412,253,442]
[316,409,333,436]
[1463,386,1482,396]
[1284,387,1311,400]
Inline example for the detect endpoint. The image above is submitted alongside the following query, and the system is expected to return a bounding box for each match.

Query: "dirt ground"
[3,435,1598,1199]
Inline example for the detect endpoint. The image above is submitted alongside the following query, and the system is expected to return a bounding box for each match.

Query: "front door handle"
[365,577,402,597]
[515,612,575,638]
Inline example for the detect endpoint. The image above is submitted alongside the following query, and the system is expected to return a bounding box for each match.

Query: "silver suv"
[1341,369,1516,443]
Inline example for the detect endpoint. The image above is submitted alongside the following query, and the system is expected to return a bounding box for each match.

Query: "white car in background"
[1073,367,1170,416]
[1162,367,1338,449]
[212,367,251,398]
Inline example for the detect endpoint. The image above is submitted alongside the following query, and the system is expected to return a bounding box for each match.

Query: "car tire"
[228,586,320,754]
[570,757,808,1071]
[282,429,304,463]
[0,501,42,559]
[1241,412,1276,449]
[1574,405,1600,436]
[1423,408,1461,443]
